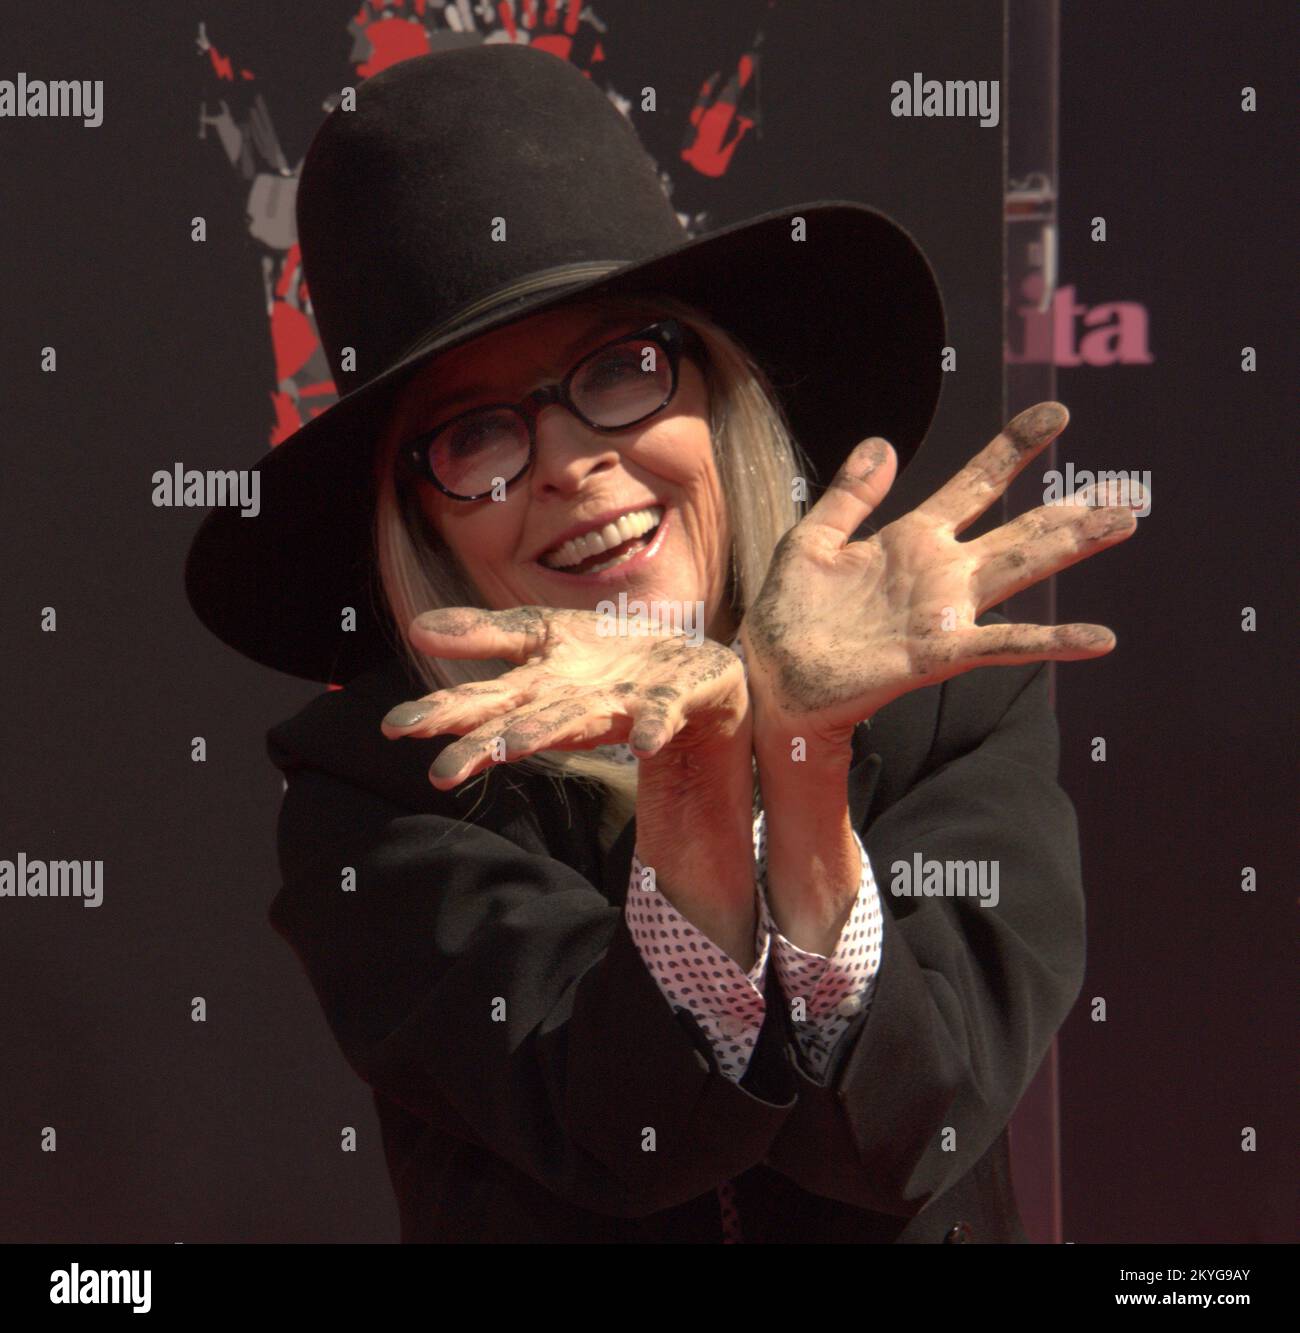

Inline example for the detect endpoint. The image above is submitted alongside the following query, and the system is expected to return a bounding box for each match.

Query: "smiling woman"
[185,44,1144,1244]
[371,289,806,842]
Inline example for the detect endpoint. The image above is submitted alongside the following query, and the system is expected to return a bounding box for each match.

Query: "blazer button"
[944,1222,973,1244]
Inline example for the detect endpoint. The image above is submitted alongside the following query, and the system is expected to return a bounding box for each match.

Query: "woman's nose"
[529,407,622,492]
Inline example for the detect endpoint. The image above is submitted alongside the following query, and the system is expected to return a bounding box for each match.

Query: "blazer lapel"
[601,815,640,906]
[847,722,885,829]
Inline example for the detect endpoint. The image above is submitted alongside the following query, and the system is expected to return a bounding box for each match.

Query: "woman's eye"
[586,352,642,385]
[448,414,513,454]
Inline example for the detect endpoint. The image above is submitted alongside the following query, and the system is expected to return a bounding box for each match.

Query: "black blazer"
[265,616,1085,1243]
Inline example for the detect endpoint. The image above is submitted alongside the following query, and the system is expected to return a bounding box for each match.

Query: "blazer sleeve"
[267,762,799,1219]
[761,658,1086,1214]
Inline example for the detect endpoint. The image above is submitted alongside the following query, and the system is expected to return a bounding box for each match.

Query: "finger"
[426,689,608,786]
[1069,476,1150,511]
[380,672,540,737]
[497,695,623,758]
[970,499,1139,614]
[626,645,743,755]
[427,713,526,788]
[800,437,898,543]
[916,402,1069,535]
[408,605,550,664]
[624,694,685,757]
[946,620,1117,671]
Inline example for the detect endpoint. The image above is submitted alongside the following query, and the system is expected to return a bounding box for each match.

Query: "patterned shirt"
[624,810,882,1085]
[603,634,884,1243]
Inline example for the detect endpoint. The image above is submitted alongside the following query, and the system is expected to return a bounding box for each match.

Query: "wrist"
[748,679,859,763]
[753,720,854,798]
[633,730,759,968]
[761,797,861,953]
[750,706,861,955]
[635,722,755,899]
[637,708,753,810]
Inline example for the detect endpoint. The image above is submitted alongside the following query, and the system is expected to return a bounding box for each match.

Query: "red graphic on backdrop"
[195,3,772,449]
[682,43,761,177]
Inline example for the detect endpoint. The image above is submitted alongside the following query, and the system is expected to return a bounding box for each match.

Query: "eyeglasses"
[397,318,706,501]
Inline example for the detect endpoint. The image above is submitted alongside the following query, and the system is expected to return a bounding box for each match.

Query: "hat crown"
[295,47,686,395]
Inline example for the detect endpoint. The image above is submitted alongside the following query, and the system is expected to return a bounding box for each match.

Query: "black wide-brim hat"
[185,44,947,685]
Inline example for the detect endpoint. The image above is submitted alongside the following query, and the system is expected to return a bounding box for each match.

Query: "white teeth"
[541,506,663,569]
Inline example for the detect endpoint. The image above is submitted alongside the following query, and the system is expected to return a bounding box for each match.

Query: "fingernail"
[852,437,890,479]
[384,701,430,728]
[429,754,464,782]
[1006,402,1066,450]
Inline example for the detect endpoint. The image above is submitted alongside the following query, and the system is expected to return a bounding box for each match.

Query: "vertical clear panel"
[1003,0,1064,1246]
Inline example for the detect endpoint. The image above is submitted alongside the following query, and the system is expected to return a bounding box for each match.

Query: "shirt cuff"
[625,834,770,1084]
[753,810,884,1080]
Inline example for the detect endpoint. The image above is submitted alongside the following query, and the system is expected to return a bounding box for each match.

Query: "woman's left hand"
[381,606,748,789]
[740,401,1143,752]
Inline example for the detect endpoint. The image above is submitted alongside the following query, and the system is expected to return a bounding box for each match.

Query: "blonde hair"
[370,292,812,851]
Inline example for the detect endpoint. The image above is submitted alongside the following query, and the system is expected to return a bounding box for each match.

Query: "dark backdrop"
[1052,0,1295,1243]
[0,0,1291,1243]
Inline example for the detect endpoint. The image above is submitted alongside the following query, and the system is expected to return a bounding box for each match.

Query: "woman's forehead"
[402,299,657,402]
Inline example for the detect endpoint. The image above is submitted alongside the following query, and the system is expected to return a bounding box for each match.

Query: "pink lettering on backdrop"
[1008,274,1154,366]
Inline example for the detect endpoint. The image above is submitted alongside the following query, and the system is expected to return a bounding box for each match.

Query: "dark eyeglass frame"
[397,317,707,502]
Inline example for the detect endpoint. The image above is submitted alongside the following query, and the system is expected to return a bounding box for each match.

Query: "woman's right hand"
[383,604,760,965]
[381,605,750,789]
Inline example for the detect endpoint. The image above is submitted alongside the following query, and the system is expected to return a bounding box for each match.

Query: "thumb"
[802,437,898,542]
[410,606,550,663]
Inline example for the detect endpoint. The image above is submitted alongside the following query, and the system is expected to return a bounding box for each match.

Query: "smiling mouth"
[538,505,664,575]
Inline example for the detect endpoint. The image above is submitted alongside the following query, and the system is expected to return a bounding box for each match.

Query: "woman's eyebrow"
[426,313,644,416]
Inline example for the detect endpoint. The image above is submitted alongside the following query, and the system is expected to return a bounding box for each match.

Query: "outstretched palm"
[383,606,747,787]
[740,402,1142,746]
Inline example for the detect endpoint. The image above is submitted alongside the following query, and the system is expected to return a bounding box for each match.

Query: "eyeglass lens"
[426,332,674,497]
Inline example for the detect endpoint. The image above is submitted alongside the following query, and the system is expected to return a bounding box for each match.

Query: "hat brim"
[184,199,946,684]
